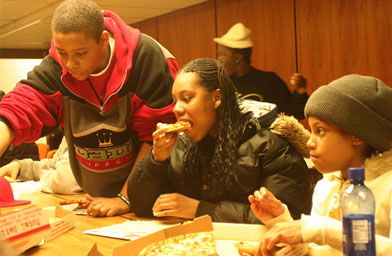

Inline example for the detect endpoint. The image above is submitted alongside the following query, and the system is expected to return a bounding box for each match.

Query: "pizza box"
[86,215,310,256]
[87,216,260,256]
[43,205,76,242]
[0,205,50,253]
[213,222,308,256]
[0,205,75,253]
[213,222,267,256]
[110,215,214,256]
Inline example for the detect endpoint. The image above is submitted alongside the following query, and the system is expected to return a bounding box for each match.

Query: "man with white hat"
[214,23,308,120]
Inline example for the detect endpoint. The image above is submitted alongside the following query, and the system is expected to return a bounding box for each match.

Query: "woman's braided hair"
[179,58,251,200]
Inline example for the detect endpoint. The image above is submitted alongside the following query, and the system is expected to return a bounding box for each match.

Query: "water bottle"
[341,167,376,256]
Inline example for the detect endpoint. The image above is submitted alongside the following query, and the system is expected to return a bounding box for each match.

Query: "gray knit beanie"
[305,74,392,152]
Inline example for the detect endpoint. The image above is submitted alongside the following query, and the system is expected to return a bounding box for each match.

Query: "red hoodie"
[0,11,178,196]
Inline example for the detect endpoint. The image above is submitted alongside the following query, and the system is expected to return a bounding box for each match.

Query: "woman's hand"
[248,187,285,223]
[152,193,200,219]
[257,220,303,256]
[86,194,131,217]
[151,123,178,162]
[0,161,21,180]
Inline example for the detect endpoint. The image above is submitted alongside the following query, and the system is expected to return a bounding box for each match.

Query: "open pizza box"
[43,205,76,242]
[111,215,214,256]
[86,215,308,256]
[0,205,50,253]
[0,205,75,253]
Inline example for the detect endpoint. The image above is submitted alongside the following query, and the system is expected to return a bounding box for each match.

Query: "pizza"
[59,199,90,209]
[166,121,191,133]
[234,241,258,256]
[234,241,307,256]
[4,176,16,183]
[138,231,218,256]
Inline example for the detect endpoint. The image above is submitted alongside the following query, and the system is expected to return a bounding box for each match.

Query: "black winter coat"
[128,120,312,224]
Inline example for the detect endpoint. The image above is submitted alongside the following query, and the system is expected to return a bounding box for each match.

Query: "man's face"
[53,31,106,81]
[217,45,237,76]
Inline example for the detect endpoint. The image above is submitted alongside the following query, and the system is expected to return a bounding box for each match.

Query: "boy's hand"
[86,194,131,217]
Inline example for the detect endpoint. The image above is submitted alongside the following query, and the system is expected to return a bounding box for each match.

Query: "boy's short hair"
[51,0,104,43]
[305,74,392,152]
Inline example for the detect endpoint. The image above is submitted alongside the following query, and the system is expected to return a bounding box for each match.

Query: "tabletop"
[0,192,165,256]
[1,192,341,256]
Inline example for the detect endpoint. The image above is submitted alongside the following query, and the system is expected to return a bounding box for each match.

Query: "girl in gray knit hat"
[245,74,392,255]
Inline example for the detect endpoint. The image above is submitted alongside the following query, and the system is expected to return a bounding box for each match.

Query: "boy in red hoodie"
[0,0,178,217]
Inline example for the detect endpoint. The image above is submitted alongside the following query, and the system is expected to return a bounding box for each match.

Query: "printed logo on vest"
[74,137,135,172]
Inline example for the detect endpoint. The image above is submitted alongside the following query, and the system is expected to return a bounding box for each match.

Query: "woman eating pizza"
[127,58,312,224]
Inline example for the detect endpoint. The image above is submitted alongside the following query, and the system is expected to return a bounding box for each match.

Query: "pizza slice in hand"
[166,121,191,133]
[59,199,90,209]
[234,241,258,256]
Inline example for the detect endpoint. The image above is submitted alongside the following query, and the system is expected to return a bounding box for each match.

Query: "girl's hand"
[257,220,303,256]
[0,161,21,181]
[249,187,285,223]
[152,193,199,219]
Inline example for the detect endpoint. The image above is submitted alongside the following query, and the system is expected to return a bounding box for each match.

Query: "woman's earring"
[353,137,359,145]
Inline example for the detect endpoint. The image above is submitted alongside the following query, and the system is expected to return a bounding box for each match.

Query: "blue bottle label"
[342,214,375,256]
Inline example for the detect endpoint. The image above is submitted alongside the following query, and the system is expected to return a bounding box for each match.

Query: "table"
[0,192,167,256]
[1,193,341,256]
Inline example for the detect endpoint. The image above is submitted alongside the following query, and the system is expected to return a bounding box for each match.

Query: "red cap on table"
[0,177,31,207]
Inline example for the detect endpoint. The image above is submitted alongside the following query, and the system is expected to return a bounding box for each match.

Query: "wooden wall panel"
[131,18,158,40]
[0,49,48,58]
[215,0,297,90]
[296,0,392,93]
[156,1,216,67]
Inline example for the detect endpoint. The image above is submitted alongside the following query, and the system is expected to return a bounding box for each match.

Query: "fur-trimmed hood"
[364,150,392,181]
[239,100,311,158]
[269,114,310,158]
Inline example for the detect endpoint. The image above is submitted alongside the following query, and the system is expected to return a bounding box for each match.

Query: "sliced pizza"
[234,241,258,256]
[138,231,218,256]
[4,176,16,183]
[166,121,191,133]
[59,199,90,209]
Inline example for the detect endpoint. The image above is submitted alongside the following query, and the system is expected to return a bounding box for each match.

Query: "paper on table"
[11,180,42,195]
[84,220,177,241]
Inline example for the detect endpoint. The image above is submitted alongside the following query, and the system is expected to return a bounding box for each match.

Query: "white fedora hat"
[214,23,253,49]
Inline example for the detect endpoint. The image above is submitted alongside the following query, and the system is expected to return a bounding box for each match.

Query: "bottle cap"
[348,167,365,181]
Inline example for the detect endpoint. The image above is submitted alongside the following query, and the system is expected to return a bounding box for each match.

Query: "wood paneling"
[131,18,158,40]
[0,49,48,58]
[216,0,297,90]
[6,0,392,94]
[157,1,216,67]
[296,0,392,93]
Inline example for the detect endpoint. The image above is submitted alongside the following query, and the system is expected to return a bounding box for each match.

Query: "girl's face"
[307,116,366,177]
[172,72,221,142]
